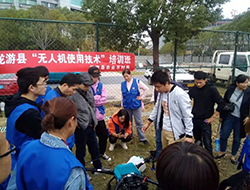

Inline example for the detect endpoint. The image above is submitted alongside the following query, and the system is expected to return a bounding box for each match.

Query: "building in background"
[0,0,82,11]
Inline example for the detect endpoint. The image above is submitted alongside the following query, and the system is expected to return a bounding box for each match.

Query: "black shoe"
[141,140,149,145]
[230,158,238,165]
[214,153,225,159]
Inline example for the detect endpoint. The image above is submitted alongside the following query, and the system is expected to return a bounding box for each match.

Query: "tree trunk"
[151,29,160,70]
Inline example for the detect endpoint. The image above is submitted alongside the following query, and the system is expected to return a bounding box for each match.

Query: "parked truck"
[189,50,250,85]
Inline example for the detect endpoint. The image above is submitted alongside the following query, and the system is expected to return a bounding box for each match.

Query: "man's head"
[151,70,171,93]
[16,67,47,97]
[88,66,101,84]
[34,66,49,82]
[59,73,80,96]
[156,142,219,190]
[194,71,207,89]
[0,132,12,183]
[78,72,94,91]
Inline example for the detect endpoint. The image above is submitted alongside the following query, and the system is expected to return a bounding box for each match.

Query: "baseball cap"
[88,66,101,77]
[78,72,94,86]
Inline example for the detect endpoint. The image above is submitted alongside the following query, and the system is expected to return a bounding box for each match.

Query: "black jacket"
[221,84,250,138]
[188,82,225,120]
[4,94,42,139]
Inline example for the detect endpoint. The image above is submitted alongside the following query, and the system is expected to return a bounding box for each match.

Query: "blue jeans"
[154,119,162,158]
[220,114,241,156]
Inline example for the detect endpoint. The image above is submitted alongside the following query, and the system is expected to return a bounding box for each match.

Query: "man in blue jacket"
[43,73,80,149]
[5,67,47,170]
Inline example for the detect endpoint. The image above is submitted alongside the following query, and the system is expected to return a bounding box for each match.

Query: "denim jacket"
[7,132,87,190]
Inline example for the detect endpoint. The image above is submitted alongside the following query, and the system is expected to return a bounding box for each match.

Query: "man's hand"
[204,117,214,124]
[136,96,142,100]
[243,117,249,125]
[142,123,150,133]
[184,137,194,143]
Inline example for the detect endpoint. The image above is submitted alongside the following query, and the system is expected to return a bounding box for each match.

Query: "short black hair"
[117,109,130,129]
[194,71,207,80]
[235,74,249,84]
[151,70,170,85]
[34,66,49,77]
[16,67,40,94]
[59,73,81,87]
[156,142,219,190]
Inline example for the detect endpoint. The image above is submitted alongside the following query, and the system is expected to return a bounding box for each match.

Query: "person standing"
[88,66,110,161]
[5,67,46,169]
[153,68,184,158]
[70,73,107,172]
[188,71,225,156]
[34,66,52,106]
[121,69,149,145]
[142,70,193,148]
[215,74,250,165]
[43,73,80,149]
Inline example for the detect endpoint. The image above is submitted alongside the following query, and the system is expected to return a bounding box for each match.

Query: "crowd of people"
[0,66,250,190]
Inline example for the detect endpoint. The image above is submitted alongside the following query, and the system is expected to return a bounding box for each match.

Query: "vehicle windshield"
[0,74,16,79]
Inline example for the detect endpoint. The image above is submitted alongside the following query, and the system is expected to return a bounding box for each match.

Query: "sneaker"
[109,143,116,151]
[101,153,111,161]
[141,140,149,145]
[87,174,92,181]
[120,142,128,150]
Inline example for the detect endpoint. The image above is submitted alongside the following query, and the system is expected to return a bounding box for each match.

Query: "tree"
[83,0,228,67]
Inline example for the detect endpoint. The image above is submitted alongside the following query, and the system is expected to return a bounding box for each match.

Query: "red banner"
[0,50,135,74]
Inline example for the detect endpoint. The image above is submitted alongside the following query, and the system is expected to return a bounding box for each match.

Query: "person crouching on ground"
[108,109,132,151]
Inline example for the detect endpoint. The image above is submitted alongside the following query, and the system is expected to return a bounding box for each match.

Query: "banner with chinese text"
[0,50,135,74]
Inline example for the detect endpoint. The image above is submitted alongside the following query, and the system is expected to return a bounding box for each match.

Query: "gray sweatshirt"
[70,89,98,130]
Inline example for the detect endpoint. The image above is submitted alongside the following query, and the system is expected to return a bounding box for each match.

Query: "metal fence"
[1,17,250,106]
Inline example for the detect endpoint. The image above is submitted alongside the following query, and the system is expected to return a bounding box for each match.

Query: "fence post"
[232,31,239,83]
[96,22,99,52]
[173,38,177,81]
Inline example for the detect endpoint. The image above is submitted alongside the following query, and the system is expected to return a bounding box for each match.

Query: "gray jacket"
[70,89,98,131]
[150,85,193,140]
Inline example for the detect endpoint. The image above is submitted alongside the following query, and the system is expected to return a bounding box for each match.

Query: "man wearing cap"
[88,66,111,162]
[70,72,106,171]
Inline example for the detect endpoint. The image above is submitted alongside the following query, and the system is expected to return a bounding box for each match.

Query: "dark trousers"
[193,119,213,156]
[95,120,108,155]
[75,126,102,169]
[109,135,132,144]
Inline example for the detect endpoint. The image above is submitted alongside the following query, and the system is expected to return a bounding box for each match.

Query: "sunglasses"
[0,143,16,159]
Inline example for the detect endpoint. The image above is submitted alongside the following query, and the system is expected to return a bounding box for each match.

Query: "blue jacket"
[43,88,75,149]
[91,82,105,114]
[121,78,141,110]
[7,132,93,190]
[36,86,52,105]
[238,135,250,173]
[6,103,39,169]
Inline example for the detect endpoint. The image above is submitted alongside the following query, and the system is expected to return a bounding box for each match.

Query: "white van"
[212,50,250,83]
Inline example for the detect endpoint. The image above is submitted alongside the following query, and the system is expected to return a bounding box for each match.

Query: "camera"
[121,128,125,135]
